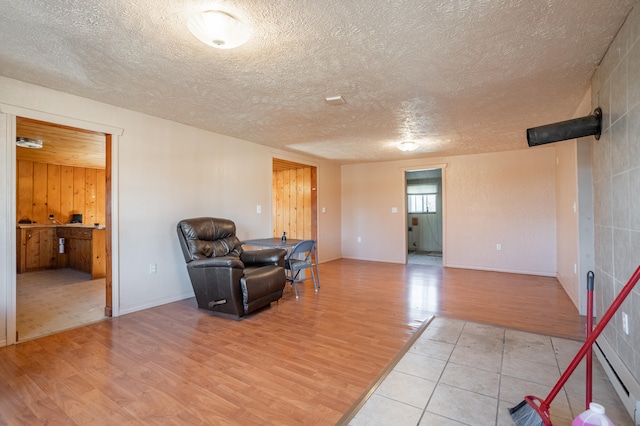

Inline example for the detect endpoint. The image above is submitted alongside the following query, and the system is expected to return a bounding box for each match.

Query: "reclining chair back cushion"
[178,217,243,262]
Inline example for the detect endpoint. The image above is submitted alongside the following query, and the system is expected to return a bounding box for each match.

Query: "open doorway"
[406,169,443,266]
[272,158,317,242]
[15,117,109,341]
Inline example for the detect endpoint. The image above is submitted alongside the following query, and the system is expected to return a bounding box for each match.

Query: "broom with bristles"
[509,265,640,426]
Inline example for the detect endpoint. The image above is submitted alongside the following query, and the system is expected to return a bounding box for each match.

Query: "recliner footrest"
[241,266,286,314]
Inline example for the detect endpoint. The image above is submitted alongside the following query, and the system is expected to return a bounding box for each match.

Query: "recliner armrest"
[241,248,286,267]
[189,256,244,269]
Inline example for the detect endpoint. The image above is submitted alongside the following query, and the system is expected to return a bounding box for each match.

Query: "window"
[408,194,437,213]
[407,180,438,213]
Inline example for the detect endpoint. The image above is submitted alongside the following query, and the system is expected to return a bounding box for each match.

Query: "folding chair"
[284,240,320,298]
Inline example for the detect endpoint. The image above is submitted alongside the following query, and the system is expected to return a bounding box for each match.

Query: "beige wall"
[0,76,342,345]
[341,148,558,275]
[555,90,594,314]
[590,3,640,414]
[0,114,8,343]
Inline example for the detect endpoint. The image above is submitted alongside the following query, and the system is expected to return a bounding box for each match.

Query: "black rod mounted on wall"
[526,107,602,147]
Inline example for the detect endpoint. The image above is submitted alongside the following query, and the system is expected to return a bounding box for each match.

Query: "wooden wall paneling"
[15,162,107,225]
[84,168,97,225]
[282,169,291,237]
[310,166,317,242]
[32,162,48,224]
[304,167,312,239]
[285,169,295,237]
[47,164,61,222]
[96,169,106,226]
[295,168,304,238]
[272,164,317,241]
[73,167,86,221]
[60,165,74,223]
[274,170,284,236]
[17,160,33,222]
[272,172,277,234]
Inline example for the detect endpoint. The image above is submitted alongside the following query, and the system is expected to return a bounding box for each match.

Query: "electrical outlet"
[256,205,261,214]
[149,263,157,274]
[496,244,502,251]
[357,236,361,243]
[622,312,629,335]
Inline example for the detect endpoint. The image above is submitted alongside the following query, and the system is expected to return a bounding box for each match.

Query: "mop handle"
[586,270,594,409]
[544,265,640,406]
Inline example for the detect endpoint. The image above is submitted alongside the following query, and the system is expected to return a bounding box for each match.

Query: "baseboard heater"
[593,338,640,425]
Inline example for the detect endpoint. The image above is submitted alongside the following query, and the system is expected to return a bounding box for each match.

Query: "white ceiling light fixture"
[16,137,43,149]
[398,141,418,152]
[187,10,252,49]
[325,95,346,105]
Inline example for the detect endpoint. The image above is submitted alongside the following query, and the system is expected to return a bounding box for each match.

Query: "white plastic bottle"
[572,402,614,426]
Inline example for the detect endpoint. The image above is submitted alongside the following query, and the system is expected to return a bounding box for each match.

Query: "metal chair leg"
[292,270,301,298]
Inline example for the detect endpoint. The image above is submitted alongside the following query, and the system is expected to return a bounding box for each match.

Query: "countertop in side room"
[16,223,106,230]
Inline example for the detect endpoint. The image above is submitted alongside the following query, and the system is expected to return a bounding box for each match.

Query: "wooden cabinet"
[17,226,57,273]
[17,225,105,279]
[56,227,106,279]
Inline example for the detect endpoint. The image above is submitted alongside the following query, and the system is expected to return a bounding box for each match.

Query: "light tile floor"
[349,318,634,426]
[408,252,443,267]
[16,269,106,341]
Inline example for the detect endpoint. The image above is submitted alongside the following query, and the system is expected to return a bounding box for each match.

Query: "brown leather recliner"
[177,217,286,319]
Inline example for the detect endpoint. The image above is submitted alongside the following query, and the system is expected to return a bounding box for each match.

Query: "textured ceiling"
[0,0,635,163]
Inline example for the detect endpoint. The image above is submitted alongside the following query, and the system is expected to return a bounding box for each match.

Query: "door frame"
[401,164,447,265]
[0,103,123,345]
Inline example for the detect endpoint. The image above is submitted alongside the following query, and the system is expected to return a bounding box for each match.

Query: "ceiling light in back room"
[187,10,252,49]
[398,141,418,152]
[16,137,43,149]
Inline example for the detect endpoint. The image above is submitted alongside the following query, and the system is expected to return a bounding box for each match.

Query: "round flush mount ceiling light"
[187,10,252,49]
[16,137,43,149]
[397,141,418,152]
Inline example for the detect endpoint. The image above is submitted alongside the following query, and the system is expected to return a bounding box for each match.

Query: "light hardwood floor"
[0,260,585,425]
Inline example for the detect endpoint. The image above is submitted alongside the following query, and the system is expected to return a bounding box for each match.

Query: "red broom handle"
[543,265,640,407]
[586,270,594,409]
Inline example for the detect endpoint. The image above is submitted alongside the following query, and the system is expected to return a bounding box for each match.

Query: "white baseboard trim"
[319,256,342,263]
[0,338,6,347]
[444,263,556,277]
[117,291,194,316]
[341,255,405,264]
